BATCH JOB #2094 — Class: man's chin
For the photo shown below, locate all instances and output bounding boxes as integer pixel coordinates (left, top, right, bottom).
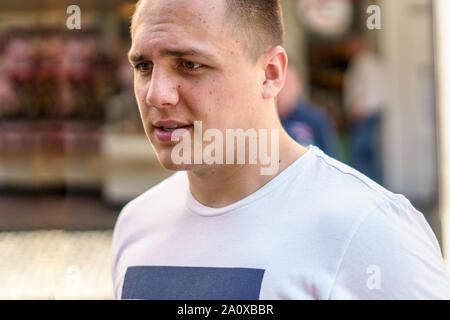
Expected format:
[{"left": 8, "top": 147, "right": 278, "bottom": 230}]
[
  {"left": 153, "top": 145, "right": 204, "bottom": 172},
  {"left": 155, "top": 152, "right": 194, "bottom": 172},
  {"left": 158, "top": 159, "right": 192, "bottom": 172}
]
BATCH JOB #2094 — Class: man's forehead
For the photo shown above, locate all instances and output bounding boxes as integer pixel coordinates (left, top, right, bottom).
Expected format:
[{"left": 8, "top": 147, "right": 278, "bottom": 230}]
[
  {"left": 130, "top": 0, "right": 238, "bottom": 62},
  {"left": 132, "top": 0, "right": 227, "bottom": 34}
]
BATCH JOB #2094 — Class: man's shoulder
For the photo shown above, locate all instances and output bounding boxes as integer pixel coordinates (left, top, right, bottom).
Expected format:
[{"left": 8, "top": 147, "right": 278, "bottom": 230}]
[
  {"left": 304, "top": 147, "right": 393, "bottom": 203},
  {"left": 113, "top": 171, "right": 188, "bottom": 232},
  {"left": 299, "top": 147, "right": 419, "bottom": 231},
  {"left": 318, "top": 161, "right": 449, "bottom": 298},
  {"left": 304, "top": 149, "right": 450, "bottom": 299},
  {"left": 111, "top": 171, "right": 188, "bottom": 265}
]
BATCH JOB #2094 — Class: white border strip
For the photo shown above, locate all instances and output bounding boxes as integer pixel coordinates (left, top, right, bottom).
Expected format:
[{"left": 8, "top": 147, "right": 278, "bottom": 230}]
[{"left": 433, "top": 0, "right": 450, "bottom": 268}]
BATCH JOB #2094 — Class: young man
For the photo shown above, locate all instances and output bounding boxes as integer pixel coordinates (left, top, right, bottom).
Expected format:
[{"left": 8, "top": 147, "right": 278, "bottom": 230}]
[{"left": 111, "top": 0, "right": 450, "bottom": 299}]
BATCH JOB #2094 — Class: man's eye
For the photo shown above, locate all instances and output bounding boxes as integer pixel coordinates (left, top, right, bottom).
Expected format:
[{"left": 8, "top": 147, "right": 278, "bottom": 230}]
[
  {"left": 180, "top": 61, "right": 203, "bottom": 71},
  {"left": 136, "top": 62, "right": 153, "bottom": 73}
]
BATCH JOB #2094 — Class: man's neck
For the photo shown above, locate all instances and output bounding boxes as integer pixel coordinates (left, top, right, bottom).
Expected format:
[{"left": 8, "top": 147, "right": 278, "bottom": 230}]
[{"left": 186, "top": 129, "right": 308, "bottom": 208}]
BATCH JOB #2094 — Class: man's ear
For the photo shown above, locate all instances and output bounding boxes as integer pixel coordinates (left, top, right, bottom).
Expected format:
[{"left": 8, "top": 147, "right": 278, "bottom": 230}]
[{"left": 261, "top": 46, "right": 288, "bottom": 100}]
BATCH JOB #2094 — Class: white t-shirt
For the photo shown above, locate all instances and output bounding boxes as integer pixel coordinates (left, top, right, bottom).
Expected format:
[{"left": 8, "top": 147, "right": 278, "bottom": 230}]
[{"left": 111, "top": 146, "right": 450, "bottom": 300}]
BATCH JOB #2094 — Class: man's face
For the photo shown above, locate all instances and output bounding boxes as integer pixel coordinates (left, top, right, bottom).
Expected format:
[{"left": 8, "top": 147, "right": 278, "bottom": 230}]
[{"left": 129, "top": 0, "right": 266, "bottom": 170}]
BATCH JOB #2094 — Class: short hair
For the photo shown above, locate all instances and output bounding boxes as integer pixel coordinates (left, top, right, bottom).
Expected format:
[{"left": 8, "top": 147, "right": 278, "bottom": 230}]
[
  {"left": 224, "top": 0, "right": 285, "bottom": 61},
  {"left": 130, "top": 0, "right": 285, "bottom": 62}
]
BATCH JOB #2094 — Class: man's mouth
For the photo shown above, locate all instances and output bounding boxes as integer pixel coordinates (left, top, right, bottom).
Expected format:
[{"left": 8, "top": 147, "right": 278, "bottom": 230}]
[
  {"left": 153, "top": 120, "right": 193, "bottom": 142},
  {"left": 157, "top": 125, "right": 192, "bottom": 132}
]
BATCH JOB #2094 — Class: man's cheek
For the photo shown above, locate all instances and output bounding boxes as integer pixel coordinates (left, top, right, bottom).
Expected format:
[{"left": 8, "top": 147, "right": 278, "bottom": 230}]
[
  {"left": 135, "top": 84, "right": 145, "bottom": 102},
  {"left": 135, "top": 86, "right": 148, "bottom": 114}
]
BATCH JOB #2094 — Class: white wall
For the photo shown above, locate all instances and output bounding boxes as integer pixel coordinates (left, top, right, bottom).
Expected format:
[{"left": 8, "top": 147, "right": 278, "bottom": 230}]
[
  {"left": 378, "top": 0, "right": 438, "bottom": 203},
  {"left": 433, "top": 0, "right": 450, "bottom": 263},
  {"left": 281, "top": 0, "right": 309, "bottom": 95}
]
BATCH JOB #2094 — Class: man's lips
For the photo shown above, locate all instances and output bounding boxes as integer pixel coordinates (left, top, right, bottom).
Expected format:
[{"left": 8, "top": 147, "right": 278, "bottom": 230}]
[
  {"left": 152, "top": 120, "right": 193, "bottom": 142},
  {"left": 153, "top": 120, "right": 192, "bottom": 131}
]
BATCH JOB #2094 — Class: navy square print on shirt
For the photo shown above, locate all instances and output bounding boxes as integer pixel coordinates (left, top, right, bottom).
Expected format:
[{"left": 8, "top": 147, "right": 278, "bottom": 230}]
[{"left": 121, "top": 266, "right": 265, "bottom": 300}]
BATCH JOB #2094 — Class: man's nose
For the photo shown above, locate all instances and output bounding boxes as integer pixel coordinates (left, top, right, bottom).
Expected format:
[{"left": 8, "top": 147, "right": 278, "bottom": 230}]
[{"left": 145, "top": 67, "right": 179, "bottom": 109}]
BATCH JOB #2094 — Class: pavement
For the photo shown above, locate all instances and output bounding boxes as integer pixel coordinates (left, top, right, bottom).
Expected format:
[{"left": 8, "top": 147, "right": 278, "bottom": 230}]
[
  {"left": 0, "top": 229, "right": 114, "bottom": 299},
  {"left": 0, "top": 193, "right": 118, "bottom": 299}
]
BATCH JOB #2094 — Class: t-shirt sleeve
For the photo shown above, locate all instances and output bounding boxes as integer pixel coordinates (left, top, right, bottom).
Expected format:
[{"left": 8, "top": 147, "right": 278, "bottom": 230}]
[{"left": 328, "top": 197, "right": 450, "bottom": 299}]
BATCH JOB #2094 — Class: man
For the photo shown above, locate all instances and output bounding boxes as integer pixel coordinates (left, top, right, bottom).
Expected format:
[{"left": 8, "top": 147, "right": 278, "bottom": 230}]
[
  {"left": 277, "top": 65, "right": 337, "bottom": 158},
  {"left": 112, "top": 0, "right": 450, "bottom": 299}
]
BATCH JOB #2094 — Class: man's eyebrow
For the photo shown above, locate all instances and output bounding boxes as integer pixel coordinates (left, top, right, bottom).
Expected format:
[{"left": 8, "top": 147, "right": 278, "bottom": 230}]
[
  {"left": 128, "top": 52, "right": 146, "bottom": 63},
  {"left": 161, "top": 49, "right": 213, "bottom": 59},
  {"left": 128, "top": 48, "right": 215, "bottom": 63}
]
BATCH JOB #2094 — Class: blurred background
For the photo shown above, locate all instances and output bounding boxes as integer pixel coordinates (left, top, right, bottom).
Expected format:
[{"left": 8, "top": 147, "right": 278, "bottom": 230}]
[{"left": 0, "top": 0, "right": 449, "bottom": 299}]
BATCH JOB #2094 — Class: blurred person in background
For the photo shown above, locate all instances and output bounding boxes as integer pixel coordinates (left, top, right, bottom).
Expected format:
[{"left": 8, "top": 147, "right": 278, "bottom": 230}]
[
  {"left": 1, "top": 37, "right": 37, "bottom": 118},
  {"left": 277, "top": 64, "right": 338, "bottom": 158},
  {"left": 0, "top": 41, "right": 18, "bottom": 117},
  {"left": 36, "top": 34, "right": 64, "bottom": 118},
  {"left": 344, "top": 36, "right": 386, "bottom": 184}
]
